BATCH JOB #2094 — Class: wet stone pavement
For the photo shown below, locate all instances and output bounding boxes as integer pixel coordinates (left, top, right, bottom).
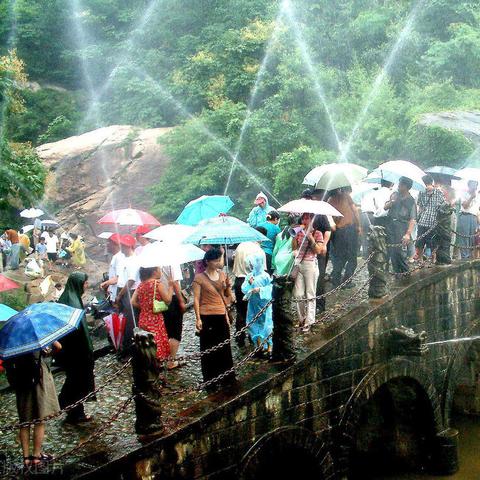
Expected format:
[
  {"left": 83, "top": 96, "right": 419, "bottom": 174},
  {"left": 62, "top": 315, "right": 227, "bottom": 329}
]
[{"left": 0, "top": 261, "right": 374, "bottom": 477}]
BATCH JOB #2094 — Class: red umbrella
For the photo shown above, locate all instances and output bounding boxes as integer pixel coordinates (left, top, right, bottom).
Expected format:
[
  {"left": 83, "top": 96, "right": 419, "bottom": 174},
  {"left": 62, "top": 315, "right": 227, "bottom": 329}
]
[
  {"left": 0, "top": 275, "right": 19, "bottom": 293},
  {"left": 97, "top": 208, "right": 160, "bottom": 227}
]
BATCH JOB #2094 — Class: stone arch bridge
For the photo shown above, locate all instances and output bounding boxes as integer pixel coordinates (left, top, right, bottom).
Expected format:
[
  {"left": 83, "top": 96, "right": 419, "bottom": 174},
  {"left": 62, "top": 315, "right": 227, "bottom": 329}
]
[{"left": 79, "top": 260, "right": 480, "bottom": 479}]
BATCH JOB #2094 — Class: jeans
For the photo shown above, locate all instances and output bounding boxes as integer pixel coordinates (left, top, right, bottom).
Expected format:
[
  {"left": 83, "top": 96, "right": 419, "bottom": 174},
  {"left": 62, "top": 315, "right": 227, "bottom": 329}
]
[
  {"left": 388, "top": 221, "right": 409, "bottom": 273},
  {"left": 294, "top": 260, "right": 319, "bottom": 327}
]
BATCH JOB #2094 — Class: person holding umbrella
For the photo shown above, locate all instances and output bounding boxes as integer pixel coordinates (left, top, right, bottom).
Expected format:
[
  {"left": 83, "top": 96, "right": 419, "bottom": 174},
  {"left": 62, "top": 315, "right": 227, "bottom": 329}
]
[
  {"left": 292, "top": 213, "right": 325, "bottom": 331},
  {"left": 456, "top": 180, "right": 480, "bottom": 259},
  {"left": 0, "top": 302, "right": 86, "bottom": 468},
  {"left": 56, "top": 272, "right": 95, "bottom": 424},
  {"left": 384, "top": 177, "right": 417, "bottom": 273}
]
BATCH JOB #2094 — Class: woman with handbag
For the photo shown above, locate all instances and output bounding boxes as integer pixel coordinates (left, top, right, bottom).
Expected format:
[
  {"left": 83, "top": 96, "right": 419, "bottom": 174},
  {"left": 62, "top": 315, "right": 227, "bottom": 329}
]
[
  {"left": 292, "top": 213, "right": 325, "bottom": 332},
  {"left": 193, "top": 248, "right": 235, "bottom": 391},
  {"left": 131, "top": 266, "right": 173, "bottom": 361}
]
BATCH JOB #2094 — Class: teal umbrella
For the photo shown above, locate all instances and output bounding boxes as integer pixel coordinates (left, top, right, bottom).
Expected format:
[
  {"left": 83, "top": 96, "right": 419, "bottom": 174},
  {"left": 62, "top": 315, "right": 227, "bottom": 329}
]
[
  {"left": 0, "top": 304, "right": 16, "bottom": 322},
  {"left": 183, "top": 215, "right": 268, "bottom": 245},
  {"left": 176, "top": 195, "right": 234, "bottom": 226}
]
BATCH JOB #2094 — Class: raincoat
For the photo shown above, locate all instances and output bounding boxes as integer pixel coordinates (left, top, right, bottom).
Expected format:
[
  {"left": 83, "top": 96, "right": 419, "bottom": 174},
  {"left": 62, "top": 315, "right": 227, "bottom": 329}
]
[
  {"left": 67, "top": 237, "right": 86, "bottom": 266},
  {"left": 272, "top": 229, "right": 294, "bottom": 276},
  {"left": 241, "top": 254, "right": 273, "bottom": 348},
  {"left": 247, "top": 193, "right": 274, "bottom": 227},
  {"left": 56, "top": 271, "right": 95, "bottom": 419}
]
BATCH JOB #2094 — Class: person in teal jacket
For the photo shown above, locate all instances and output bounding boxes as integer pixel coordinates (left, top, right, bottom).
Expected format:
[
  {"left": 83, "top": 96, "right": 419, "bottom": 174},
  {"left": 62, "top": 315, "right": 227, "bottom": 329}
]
[
  {"left": 258, "top": 210, "right": 281, "bottom": 273},
  {"left": 247, "top": 192, "right": 274, "bottom": 227},
  {"left": 241, "top": 254, "right": 273, "bottom": 356}
]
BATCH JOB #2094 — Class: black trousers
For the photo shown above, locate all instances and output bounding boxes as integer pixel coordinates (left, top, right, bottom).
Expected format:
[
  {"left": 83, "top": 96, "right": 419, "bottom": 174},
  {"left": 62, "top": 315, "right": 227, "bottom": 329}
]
[
  {"left": 388, "top": 221, "right": 409, "bottom": 273},
  {"left": 233, "top": 277, "right": 247, "bottom": 346},
  {"left": 331, "top": 224, "right": 358, "bottom": 287},
  {"left": 120, "top": 290, "right": 139, "bottom": 355},
  {"left": 316, "top": 254, "right": 327, "bottom": 312}
]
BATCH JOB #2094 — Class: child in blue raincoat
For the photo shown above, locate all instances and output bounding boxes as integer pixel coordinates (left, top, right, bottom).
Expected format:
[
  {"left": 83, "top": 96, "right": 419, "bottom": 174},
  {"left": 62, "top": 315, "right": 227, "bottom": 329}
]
[{"left": 241, "top": 254, "right": 273, "bottom": 355}]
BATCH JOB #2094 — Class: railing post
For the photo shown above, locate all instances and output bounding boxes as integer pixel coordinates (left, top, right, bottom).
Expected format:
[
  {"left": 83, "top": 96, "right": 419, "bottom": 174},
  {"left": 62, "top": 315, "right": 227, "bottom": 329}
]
[
  {"left": 271, "top": 275, "right": 296, "bottom": 363},
  {"left": 367, "top": 225, "right": 388, "bottom": 299},
  {"left": 131, "top": 328, "right": 164, "bottom": 438}
]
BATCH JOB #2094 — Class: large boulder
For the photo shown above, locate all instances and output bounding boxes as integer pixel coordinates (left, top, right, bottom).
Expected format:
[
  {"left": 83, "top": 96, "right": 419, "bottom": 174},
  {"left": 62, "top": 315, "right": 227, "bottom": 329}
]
[{"left": 36, "top": 125, "right": 172, "bottom": 258}]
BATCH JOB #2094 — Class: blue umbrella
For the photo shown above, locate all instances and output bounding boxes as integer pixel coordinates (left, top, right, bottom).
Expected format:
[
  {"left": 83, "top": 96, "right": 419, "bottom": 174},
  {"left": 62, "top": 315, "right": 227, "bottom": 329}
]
[
  {"left": 183, "top": 215, "right": 268, "bottom": 245},
  {"left": 176, "top": 195, "right": 234, "bottom": 226},
  {"left": 0, "top": 304, "right": 17, "bottom": 323},
  {"left": 0, "top": 303, "right": 85, "bottom": 359}
]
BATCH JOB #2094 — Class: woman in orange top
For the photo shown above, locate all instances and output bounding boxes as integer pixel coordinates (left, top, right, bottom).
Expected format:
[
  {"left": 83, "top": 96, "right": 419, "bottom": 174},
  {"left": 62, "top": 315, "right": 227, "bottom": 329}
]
[{"left": 193, "top": 248, "right": 235, "bottom": 391}]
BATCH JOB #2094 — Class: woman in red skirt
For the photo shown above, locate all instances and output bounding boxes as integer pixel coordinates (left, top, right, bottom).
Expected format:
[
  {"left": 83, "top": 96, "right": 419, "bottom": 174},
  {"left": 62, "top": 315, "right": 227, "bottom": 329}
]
[{"left": 132, "top": 266, "right": 174, "bottom": 360}]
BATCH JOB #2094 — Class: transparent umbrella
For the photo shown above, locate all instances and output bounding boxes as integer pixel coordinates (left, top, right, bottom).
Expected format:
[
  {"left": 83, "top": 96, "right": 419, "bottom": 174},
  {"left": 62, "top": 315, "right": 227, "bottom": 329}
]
[{"left": 303, "top": 163, "right": 367, "bottom": 190}]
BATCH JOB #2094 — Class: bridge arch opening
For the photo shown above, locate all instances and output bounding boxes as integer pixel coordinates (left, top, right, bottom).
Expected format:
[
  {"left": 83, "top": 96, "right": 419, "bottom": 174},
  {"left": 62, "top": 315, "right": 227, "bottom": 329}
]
[
  {"left": 238, "top": 426, "right": 334, "bottom": 480},
  {"left": 347, "top": 376, "right": 437, "bottom": 478}
]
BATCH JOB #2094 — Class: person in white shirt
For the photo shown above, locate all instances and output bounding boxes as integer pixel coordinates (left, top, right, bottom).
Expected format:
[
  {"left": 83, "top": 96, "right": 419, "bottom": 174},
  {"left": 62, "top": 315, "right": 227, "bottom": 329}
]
[
  {"left": 133, "top": 225, "right": 151, "bottom": 256},
  {"left": 372, "top": 180, "right": 394, "bottom": 229},
  {"left": 115, "top": 234, "right": 140, "bottom": 356},
  {"left": 44, "top": 230, "right": 59, "bottom": 267},
  {"left": 100, "top": 234, "right": 124, "bottom": 301},
  {"left": 232, "top": 241, "right": 266, "bottom": 347},
  {"left": 457, "top": 180, "right": 480, "bottom": 259}
]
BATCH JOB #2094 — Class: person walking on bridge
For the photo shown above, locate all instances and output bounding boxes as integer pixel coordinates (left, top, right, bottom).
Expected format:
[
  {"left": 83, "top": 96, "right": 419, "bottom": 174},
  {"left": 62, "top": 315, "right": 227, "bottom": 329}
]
[
  {"left": 193, "top": 248, "right": 235, "bottom": 391},
  {"left": 384, "top": 177, "right": 417, "bottom": 274}
]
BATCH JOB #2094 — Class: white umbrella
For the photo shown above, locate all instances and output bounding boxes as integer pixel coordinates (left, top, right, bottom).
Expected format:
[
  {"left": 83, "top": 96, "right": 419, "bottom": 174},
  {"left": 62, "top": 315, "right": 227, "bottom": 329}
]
[
  {"left": 351, "top": 183, "right": 379, "bottom": 204},
  {"left": 455, "top": 167, "right": 480, "bottom": 184},
  {"left": 137, "top": 241, "right": 204, "bottom": 268},
  {"left": 303, "top": 163, "right": 367, "bottom": 190},
  {"left": 20, "top": 208, "right": 44, "bottom": 219},
  {"left": 144, "top": 224, "right": 196, "bottom": 243},
  {"left": 98, "top": 232, "right": 114, "bottom": 239},
  {"left": 41, "top": 220, "right": 60, "bottom": 229},
  {"left": 21, "top": 225, "right": 34, "bottom": 234},
  {"left": 365, "top": 160, "right": 426, "bottom": 191},
  {"left": 278, "top": 199, "right": 343, "bottom": 217}
]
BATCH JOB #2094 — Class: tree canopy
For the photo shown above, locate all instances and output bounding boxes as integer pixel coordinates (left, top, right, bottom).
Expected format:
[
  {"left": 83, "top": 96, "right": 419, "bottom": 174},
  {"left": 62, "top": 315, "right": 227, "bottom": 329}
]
[{"left": 1, "top": 0, "right": 479, "bottom": 220}]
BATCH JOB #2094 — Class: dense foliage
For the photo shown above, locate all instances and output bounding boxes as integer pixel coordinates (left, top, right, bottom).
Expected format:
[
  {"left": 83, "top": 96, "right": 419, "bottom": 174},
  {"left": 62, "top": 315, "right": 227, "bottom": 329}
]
[
  {"left": 0, "top": 50, "right": 46, "bottom": 226},
  {"left": 1, "top": 0, "right": 480, "bottom": 220}
]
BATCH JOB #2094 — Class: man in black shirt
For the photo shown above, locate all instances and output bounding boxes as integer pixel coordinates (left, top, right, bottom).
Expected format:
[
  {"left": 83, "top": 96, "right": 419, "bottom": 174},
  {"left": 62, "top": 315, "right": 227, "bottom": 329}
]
[{"left": 384, "top": 177, "right": 417, "bottom": 274}]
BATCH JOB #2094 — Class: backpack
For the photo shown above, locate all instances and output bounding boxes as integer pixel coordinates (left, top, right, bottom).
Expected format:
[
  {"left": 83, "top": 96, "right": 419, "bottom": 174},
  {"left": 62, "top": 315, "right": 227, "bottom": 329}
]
[{"left": 4, "top": 353, "right": 42, "bottom": 391}]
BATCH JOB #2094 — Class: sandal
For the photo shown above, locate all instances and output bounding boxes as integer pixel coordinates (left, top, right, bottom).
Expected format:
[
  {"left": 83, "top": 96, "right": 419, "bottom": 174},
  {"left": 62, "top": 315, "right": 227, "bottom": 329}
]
[
  {"left": 39, "top": 452, "right": 54, "bottom": 462},
  {"left": 23, "top": 456, "right": 31, "bottom": 468}
]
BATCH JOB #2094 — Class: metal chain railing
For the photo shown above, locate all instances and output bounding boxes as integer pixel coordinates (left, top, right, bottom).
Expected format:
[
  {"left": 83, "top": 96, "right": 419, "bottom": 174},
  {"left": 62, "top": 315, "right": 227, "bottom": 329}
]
[{"left": 0, "top": 358, "right": 132, "bottom": 433}]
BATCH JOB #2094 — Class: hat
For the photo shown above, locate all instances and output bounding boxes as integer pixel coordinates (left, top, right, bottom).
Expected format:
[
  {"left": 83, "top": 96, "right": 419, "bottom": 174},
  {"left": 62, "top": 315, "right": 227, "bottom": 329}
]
[
  {"left": 133, "top": 225, "right": 151, "bottom": 235},
  {"left": 109, "top": 233, "right": 121, "bottom": 244},
  {"left": 254, "top": 192, "right": 268, "bottom": 205},
  {"left": 119, "top": 234, "right": 136, "bottom": 248}
]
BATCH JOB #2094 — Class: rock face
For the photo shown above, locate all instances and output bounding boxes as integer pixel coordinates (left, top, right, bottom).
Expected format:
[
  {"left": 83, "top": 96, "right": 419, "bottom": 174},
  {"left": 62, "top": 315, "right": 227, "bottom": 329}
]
[
  {"left": 420, "top": 111, "right": 480, "bottom": 146},
  {"left": 36, "top": 125, "right": 172, "bottom": 257}
]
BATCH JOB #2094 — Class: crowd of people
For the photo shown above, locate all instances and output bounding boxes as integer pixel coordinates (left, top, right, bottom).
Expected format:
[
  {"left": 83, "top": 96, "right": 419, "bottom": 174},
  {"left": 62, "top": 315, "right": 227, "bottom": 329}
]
[
  {"left": 3, "top": 168, "right": 480, "bottom": 469},
  {"left": 0, "top": 225, "right": 86, "bottom": 274}
]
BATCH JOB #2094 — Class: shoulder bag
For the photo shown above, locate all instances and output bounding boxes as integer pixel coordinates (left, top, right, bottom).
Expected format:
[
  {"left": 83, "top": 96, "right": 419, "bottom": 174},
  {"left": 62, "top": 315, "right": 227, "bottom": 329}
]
[{"left": 153, "top": 280, "right": 169, "bottom": 313}]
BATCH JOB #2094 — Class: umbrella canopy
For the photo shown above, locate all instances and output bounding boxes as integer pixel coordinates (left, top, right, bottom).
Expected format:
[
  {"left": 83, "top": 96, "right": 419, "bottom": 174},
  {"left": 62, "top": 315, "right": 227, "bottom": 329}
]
[
  {"left": 425, "top": 166, "right": 460, "bottom": 179},
  {"left": 0, "top": 303, "right": 85, "bottom": 359},
  {"left": 137, "top": 241, "right": 204, "bottom": 268},
  {"left": 278, "top": 199, "right": 342, "bottom": 217},
  {"left": 176, "top": 195, "right": 234, "bottom": 226},
  {"left": 20, "top": 208, "right": 44, "bottom": 219},
  {"left": 21, "top": 225, "right": 34, "bottom": 234},
  {"left": 144, "top": 224, "right": 196, "bottom": 243},
  {"left": 97, "top": 231, "right": 114, "bottom": 239},
  {"left": 0, "top": 304, "right": 16, "bottom": 323},
  {"left": 365, "top": 160, "right": 426, "bottom": 191},
  {"left": 41, "top": 219, "right": 60, "bottom": 229},
  {"left": 183, "top": 215, "right": 268, "bottom": 245},
  {"left": 456, "top": 167, "right": 480, "bottom": 184},
  {"left": 351, "top": 183, "right": 379, "bottom": 204},
  {"left": 97, "top": 208, "right": 160, "bottom": 227},
  {"left": 303, "top": 163, "right": 367, "bottom": 190},
  {"left": 0, "top": 275, "right": 19, "bottom": 293}
]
